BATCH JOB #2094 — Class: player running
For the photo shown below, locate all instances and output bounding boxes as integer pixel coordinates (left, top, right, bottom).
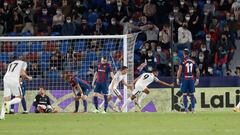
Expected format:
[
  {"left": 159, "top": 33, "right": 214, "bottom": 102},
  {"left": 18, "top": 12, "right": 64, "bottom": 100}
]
[
  {"left": 121, "top": 69, "right": 173, "bottom": 112},
  {"left": 92, "top": 57, "right": 114, "bottom": 113},
  {"left": 0, "top": 58, "right": 32, "bottom": 120},
  {"left": 99, "top": 66, "right": 131, "bottom": 111},
  {"left": 10, "top": 77, "right": 28, "bottom": 114},
  {"left": 66, "top": 75, "right": 91, "bottom": 113},
  {"left": 177, "top": 49, "right": 200, "bottom": 113}
]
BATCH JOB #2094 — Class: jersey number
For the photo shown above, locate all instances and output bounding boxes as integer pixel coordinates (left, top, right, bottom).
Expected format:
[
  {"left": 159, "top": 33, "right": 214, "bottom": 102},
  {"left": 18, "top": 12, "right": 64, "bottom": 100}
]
[
  {"left": 8, "top": 63, "right": 18, "bottom": 72},
  {"left": 185, "top": 63, "right": 193, "bottom": 73},
  {"left": 143, "top": 74, "right": 149, "bottom": 80}
]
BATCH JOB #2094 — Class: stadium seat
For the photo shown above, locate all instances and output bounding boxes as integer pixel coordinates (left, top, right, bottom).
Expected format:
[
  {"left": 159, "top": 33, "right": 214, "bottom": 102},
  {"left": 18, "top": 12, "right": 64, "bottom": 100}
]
[
  {"left": 40, "top": 52, "right": 51, "bottom": 62},
  {"left": 85, "top": 52, "right": 97, "bottom": 61},
  {"left": 25, "top": 52, "right": 39, "bottom": 62},
  {"left": 87, "top": 12, "right": 98, "bottom": 24},
  {"left": 74, "top": 41, "right": 86, "bottom": 51},
  {"left": 47, "top": 71, "right": 59, "bottom": 78},
  {"left": 59, "top": 41, "right": 69, "bottom": 54},
  {"left": 40, "top": 62, "right": 49, "bottom": 71},
  {"left": 31, "top": 42, "right": 43, "bottom": 52},
  {"left": 2, "top": 42, "right": 15, "bottom": 52},
  {"left": 45, "top": 42, "right": 57, "bottom": 52},
  {"left": 0, "top": 53, "right": 10, "bottom": 63},
  {"left": 104, "top": 41, "right": 116, "bottom": 49},
  {"left": 16, "top": 42, "right": 28, "bottom": 52},
  {"left": 22, "top": 32, "right": 32, "bottom": 36}
]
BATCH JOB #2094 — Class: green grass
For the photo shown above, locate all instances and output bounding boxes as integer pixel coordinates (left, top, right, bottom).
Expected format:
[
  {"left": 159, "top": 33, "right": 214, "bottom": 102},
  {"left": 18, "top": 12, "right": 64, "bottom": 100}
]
[{"left": 0, "top": 112, "right": 239, "bottom": 135}]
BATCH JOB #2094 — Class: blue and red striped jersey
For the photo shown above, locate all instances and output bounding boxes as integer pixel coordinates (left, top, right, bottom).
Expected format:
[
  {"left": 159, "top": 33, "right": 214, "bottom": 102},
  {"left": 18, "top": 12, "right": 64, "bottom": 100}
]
[
  {"left": 69, "top": 76, "right": 90, "bottom": 89},
  {"left": 96, "top": 63, "right": 113, "bottom": 83},
  {"left": 181, "top": 57, "right": 197, "bottom": 80}
]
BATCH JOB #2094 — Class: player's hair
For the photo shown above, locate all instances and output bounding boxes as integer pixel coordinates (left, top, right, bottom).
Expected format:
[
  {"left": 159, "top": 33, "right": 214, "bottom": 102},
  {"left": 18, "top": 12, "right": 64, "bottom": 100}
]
[
  {"left": 183, "top": 49, "right": 190, "bottom": 56},
  {"left": 39, "top": 86, "right": 46, "bottom": 90},
  {"left": 120, "top": 66, "right": 128, "bottom": 71},
  {"left": 101, "top": 56, "right": 107, "bottom": 60}
]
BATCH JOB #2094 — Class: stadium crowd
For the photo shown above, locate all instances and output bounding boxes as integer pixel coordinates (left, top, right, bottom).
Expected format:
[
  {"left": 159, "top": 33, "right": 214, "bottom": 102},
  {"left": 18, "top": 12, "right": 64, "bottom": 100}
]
[{"left": 0, "top": 0, "right": 240, "bottom": 78}]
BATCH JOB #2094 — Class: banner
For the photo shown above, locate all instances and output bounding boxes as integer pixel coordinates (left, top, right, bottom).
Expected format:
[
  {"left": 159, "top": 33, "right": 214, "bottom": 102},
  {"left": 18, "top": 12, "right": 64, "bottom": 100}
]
[{"left": 172, "top": 87, "right": 240, "bottom": 112}]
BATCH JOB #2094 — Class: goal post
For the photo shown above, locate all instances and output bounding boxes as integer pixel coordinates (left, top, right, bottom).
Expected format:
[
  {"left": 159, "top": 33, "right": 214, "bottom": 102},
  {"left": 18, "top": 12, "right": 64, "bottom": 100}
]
[{"left": 0, "top": 34, "right": 138, "bottom": 113}]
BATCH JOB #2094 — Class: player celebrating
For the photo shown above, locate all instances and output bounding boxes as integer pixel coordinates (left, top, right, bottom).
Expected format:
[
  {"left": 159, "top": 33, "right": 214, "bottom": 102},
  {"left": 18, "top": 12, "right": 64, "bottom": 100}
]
[
  {"left": 177, "top": 49, "right": 200, "bottom": 113},
  {"left": 121, "top": 69, "right": 173, "bottom": 112},
  {"left": 66, "top": 75, "right": 90, "bottom": 113},
  {"left": 100, "top": 66, "right": 131, "bottom": 111},
  {"left": 0, "top": 58, "right": 32, "bottom": 120},
  {"left": 92, "top": 57, "right": 114, "bottom": 113},
  {"left": 10, "top": 77, "right": 28, "bottom": 114}
]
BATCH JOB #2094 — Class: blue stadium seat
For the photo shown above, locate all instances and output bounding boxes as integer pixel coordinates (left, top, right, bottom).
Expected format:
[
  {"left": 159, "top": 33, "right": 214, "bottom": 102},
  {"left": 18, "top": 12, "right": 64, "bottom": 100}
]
[
  {"left": 59, "top": 41, "right": 69, "bottom": 53},
  {"left": 51, "top": 32, "right": 61, "bottom": 36},
  {"left": 47, "top": 71, "right": 59, "bottom": 78},
  {"left": 0, "top": 53, "right": 9, "bottom": 63},
  {"left": 87, "top": 12, "right": 98, "bottom": 24},
  {"left": 40, "top": 62, "right": 49, "bottom": 71},
  {"left": 31, "top": 42, "right": 43, "bottom": 52},
  {"left": 85, "top": 52, "right": 97, "bottom": 61},
  {"left": 16, "top": 42, "right": 28, "bottom": 52},
  {"left": 135, "top": 40, "right": 144, "bottom": 50},
  {"left": 40, "top": 52, "right": 51, "bottom": 62},
  {"left": 74, "top": 41, "right": 86, "bottom": 51},
  {"left": 104, "top": 41, "right": 116, "bottom": 49},
  {"left": 22, "top": 32, "right": 32, "bottom": 36}
]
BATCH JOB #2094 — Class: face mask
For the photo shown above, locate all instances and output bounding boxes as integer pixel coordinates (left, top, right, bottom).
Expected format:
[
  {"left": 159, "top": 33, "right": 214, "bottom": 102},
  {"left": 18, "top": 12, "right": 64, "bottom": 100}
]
[
  {"left": 199, "top": 56, "right": 204, "bottom": 61},
  {"left": 230, "top": 17, "right": 234, "bottom": 21},
  {"left": 129, "top": 20, "right": 133, "bottom": 24},
  {"left": 173, "top": 53, "right": 177, "bottom": 57},
  {"left": 206, "top": 1, "right": 210, "bottom": 4},
  {"left": 17, "top": 0, "right": 22, "bottom": 5},
  {"left": 204, "top": 12, "right": 208, "bottom": 16},
  {"left": 4, "top": 3, "right": 8, "bottom": 6},
  {"left": 56, "top": 10, "right": 61, "bottom": 15},
  {"left": 157, "top": 48, "right": 161, "bottom": 52},
  {"left": 185, "top": 17, "right": 190, "bottom": 21},
  {"left": 206, "top": 38, "right": 211, "bottom": 41},
  {"left": 42, "top": 10, "right": 47, "bottom": 15},
  {"left": 26, "top": 10, "right": 30, "bottom": 14},
  {"left": 193, "top": 3, "right": 198, "bottom": 7},
  {"left": 148, "top": 53, "right": 153, "bottom": 56},
  {"left": 111, "top": 21, "right": 116, "bottom": 25},
  {"left": 76, "top": 2, "right": 80, "bottom": 6},
  {"left": 202, "top": 48, "right": 207, "bottom": 51},
  {"left": 173, "top": 10, "right": 178, "bottom": 13},
  {"left": 47, "top": 2, "right": 51, "bottom": 7},
  {"left": 180, "top": 2, "right": 184, "bottom": 5},
  {"left": 142, "top": 49, "right": 146, "bottom": 52},
  {"left": 67, "top": 20, "right": 71, "bottom": 23}
]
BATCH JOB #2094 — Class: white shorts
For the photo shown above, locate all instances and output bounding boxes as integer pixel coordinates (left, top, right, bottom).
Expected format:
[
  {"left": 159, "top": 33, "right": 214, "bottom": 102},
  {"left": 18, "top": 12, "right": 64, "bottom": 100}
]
[
  {"left": 108, "top": 85, "right": 121, "bottom": 97},
  {"left": 132, "top": 84, "right": 146, "bottom": 96},
  {"left": 3, "top": 77, "right": 22, "bottom": 97}
]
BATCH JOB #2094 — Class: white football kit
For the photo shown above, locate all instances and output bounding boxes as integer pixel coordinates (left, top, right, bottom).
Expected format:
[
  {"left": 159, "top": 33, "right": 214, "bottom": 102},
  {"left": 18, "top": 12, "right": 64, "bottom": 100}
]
[
  {"left": 3, "top": 60, "right": 27, "bottom": 97},
  {"left": 108, "top": 71, "right": 126, "bottom": 96},
  {"left": 132, "top": 73, "right": 158, "bottom": 95}
]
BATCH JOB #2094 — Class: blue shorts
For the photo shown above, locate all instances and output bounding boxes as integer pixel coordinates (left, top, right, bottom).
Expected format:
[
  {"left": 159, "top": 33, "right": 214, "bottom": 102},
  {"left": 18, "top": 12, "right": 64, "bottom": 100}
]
[
  {"left": 76, "top": 87, "right": 91, "bottom": 96},
  {"left": 94, "top": 82, "right": 108, "bottom": 94},
  {"left": 180, "top": 79, "right": 195, "bottom": 93}
]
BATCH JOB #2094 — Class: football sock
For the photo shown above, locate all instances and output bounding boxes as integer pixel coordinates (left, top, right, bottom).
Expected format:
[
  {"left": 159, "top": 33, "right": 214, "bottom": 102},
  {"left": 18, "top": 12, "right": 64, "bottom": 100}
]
[
  {"left": 9, "top": 98, "right": 21, "bottom": 105},
  {"left": 75, "top": 100, "right": 79, "bottom": 112},
  {"left": 138, "top": 93, "right": 147, "bottom": 106},
  {"left": 83, "top": 100, "right": 87, "bottom": 112},
  {"left": 183, "top": 95, "right": 188, "bottom": 111},
  {"left": 93, "top": 96, "right": 98, "bottom": 110},
  {"left": 190, "top": 95, "right": 195, "bottom": 110},
  {"left": 104, "top": 95, "right": 108, "bottom": 112},
  {"left": 0, "top": 101, "right": 5, "bottom": 118},
  {"left": 121, "top": 98, "right": 132, "bottom": 111},
  {"left": 21, "top": 97, "right": 27, "bottom": 112}
]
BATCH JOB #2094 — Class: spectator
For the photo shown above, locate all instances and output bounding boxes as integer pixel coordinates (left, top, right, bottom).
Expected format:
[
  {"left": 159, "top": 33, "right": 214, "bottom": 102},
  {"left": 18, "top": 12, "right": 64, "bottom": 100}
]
[
  {"left": 188, "top": 7, "right": 201, "bottom": 37},
  {"left": 35, "top": 8, "right": 52, "bottom": 35},
  {"left": 214, "top": 46, "right": 228, "bottom": 76},
  {"left": 72, "top": 0, "right": 86, "bottom": 21},
  {"left": 45, "top": 0, "right": 56, "bottom": 16},
  {"left": 235, "top": 66, "right": 240, "bottom": 76},
  {"left": 143, "top": 0, "right": 157, "bottom": 23},
  {"left": 177, "top": 22, "right": 192, "bottom": 50},
  {"left": 62, "top": 0, "right": 71, "bottom": 17},
  {"left": 204, "top": 0, "right": 215, "bottom": 15},
  {"left": 107, "top": 17, "right": 122, "bottom": 35},
  {"left": 28, "top": 63, "right": 41, "bottom": 78},
  {"left": 172, "top": 6, "right": 184, "bottom": 31},
  {"left": 119, "top": 16, "right": 140, "bottom": 34},
  {"left": 145, "top": 49, "right": 157, "bottom": 72},
  {"left": 196, "top": 51, "right": 209, "bottom": 76},
  {"left": 231, "top": 0, "right": 240, "bottom": 21},
  {"left": 179, "top": 0, "right": 189, "bottom": 15},
  {"left": 92, "top": 18, "right": 105, "bottom": 35},
  {"left": 62, "top": 16, "right": 76, "bottom": 35},
  {"left": 77, "top": 18, "right": 91, "bottom": 35},
  {"left": 156, "top": 45, "right": 170, "bottom": 76},
  {"left": 159, "top": 24, "right": 171, "bottom": 49},
  {"left": 141, "top": 23, "right": 159, "bottom": 41},
  {"left": 50, "top": 48, "right": 63, "bottom": 70},
  {"left": 11, "top": 9, "right": 24, "bottom": 33},
  {"left": 52, "top": 8, "right": 65, "bottom": 33}
]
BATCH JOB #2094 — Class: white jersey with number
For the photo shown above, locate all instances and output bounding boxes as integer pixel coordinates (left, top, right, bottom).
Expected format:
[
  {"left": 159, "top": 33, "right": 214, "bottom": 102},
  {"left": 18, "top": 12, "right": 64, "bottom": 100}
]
[
  {"left": 4, "top": 60, "right": 27, "bottom": 80},
  {"left": 135, "top": 73, "right": 158, "bottom": 88},
  {"left": 109, "top": 71, "right": 126, "bottom": 90}
]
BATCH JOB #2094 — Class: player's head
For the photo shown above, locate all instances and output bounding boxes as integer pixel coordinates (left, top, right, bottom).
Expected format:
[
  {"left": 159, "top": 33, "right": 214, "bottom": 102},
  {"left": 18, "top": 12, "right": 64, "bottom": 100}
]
[
  {"left": 151, "top": 69, "right": 159, "bottom": 76},
  {"left": 183, "top": 49, "right": 190, "bottom": 58},
  {"left": 120, "top": 66, "right": 128, "bottom": 75},
  {"left": 39, "top": 86, "right": 46, "bottom": 95},
  {"left": 101, "top": 57, "right": 108, "bottom": 64},
  {"left": 66, "top": 75, "right": 73, "bottom": 82}
]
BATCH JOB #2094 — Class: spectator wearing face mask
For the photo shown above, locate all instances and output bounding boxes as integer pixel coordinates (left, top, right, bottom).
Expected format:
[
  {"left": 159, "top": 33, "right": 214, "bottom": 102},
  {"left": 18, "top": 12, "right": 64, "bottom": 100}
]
[
  {"left": 227, "top": 14, "right": 238, "bottom": 42},
  {"left": 119, "top": 16, "right": 140, "bottom": 34},
  {"left": 231, "top": 0, "right": 240, "bottom": 21},
  {"left": 156, "top": 46, "right": 170, "bottom": 76},
  {"left": 214, "top": 46, "right": 228, "bottom": 76},
  {"left": 219, "top": 0, "right": 234, "bottom": 11},
  {"left": 204, "top": 0, "right": 215, "bottom": 15},
  {"left": 145, "top": 49, "right": 157, "bottom": 72},
  {"left": 196, "top": 51, "right": 209, "bottom": 76},
  {"left": 45, "top": 0, "right": 56, "bottom": 16},
  {"left": 77, "top": 18, "right": 91, "bottom": 35},
  {"left": 62, "top": 16, "right": 76, "bottom": 35},
  {"left": 21, "top": 6, "right": 35, "bottom": 34},
  {"left": 62, "top": 0, "right": 71, "bottom": 17},
  {"left": 107, "top": 17, "right": 122, "bottom": 35},
  {"left": 188, "top": 7, "right": 201, "bottom": 37},
  {"left": 143, "top": 0, "right": 157, "bottom": 23},
  {"left": 179, "top": 0, "right": 189, "bottom": 15},
  {"left": 141, "top": 23, "right": 159, "bottom": 41},
  {"left": 36, "top": 8, "right": 52, "bottom": 35},
  {"left": 172, "top": 6, "right": 184, "bottom": 31},
  {"left": 177, "top": 22, "right": 192, "bottom": 50},
  {"left": 159, "top": 24, "right": 171, "bottom": 49},
  {"left": 52, "top": 8, "right": 65, "bottom": 33},
  {"left": 72, "top": 0, "right": 86, "bottom": 21}
]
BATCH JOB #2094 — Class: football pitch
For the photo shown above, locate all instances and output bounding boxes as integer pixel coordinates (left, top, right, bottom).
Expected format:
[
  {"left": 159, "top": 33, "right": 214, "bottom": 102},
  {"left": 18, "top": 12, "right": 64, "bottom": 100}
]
[{"left": 0, "top": 112, "right": 239, "bottom": 135}]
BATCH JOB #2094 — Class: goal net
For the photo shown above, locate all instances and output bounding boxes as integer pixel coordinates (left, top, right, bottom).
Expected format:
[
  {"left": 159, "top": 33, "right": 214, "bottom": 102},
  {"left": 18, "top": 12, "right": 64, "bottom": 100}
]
[{"left": 0, "top": 34, "right": 137, "bottom": 113}]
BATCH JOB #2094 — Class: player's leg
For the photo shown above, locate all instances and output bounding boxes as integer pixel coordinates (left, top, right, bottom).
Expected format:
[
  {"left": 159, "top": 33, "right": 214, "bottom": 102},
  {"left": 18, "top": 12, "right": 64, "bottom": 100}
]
[
  {"left": 93, "top": 83, "right": 101, "bottom": 112},
  {"left": 121, "top": 88, "right": 140, "bottom": 112},
  {"left": 137, "top": 88, "right": 150, "bottom": 108},
  {"left": 10, "top": 95, "right": 15, "bottom": 114},
  {"left": 102, "top": 84, "right": 109, "bottom": 113},
  {"left": 74, "top": 95, "right": 80, "bottom": 113},
  {"left": 189, "top": 80, "right": 196, "bottom": 112},
  {"left": 181, "top": 80, "right": 188, "bottom": 112},
  {"left": 21, "top": 96, "right": 28, "bottom": 113},
  {"left": 81, "top": 91, "right": 88, "bottom": 112},
  {"left": 1, "top": 79, "right": 12, "bottom": 119}
]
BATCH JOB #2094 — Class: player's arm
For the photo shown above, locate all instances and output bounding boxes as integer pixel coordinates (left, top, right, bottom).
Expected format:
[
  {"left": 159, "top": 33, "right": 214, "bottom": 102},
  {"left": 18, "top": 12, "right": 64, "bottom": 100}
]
[
  {"left": 75, "top": 84, "right": 83, "bottom": 96},
  {"left": 195, "top": 65, "right": 200, "bottom": 86},
  {"left": 155, "top": 78, "right": 174, "bottom": 87},
  {"left": 176, "top": 65, "right": 183, "bottom": 85},
  {"left": 20, "top": 69, "right": 32, "bottom": 80},
  {"left": 110, "top": 71, "right": 114, "bottom": 79},
  {"left": 121, "top": 79, "right": 132, "bottom": 89}
]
